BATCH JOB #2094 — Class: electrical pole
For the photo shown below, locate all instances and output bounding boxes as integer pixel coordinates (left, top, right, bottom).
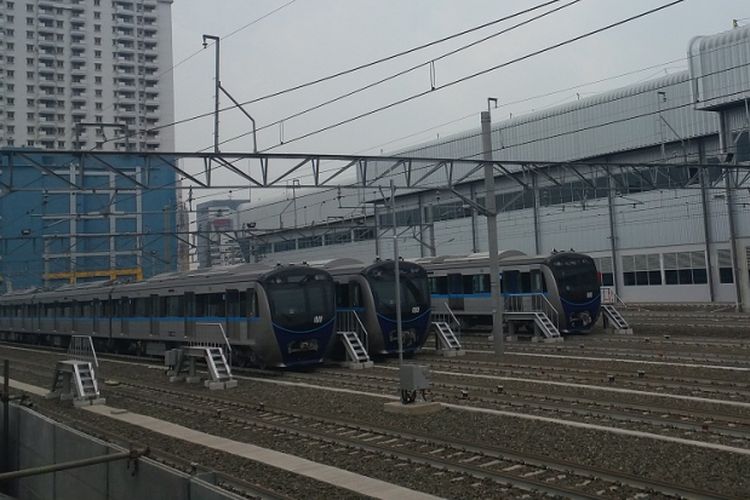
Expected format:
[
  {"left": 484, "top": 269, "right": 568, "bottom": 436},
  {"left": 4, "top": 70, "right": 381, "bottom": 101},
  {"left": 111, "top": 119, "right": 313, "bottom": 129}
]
[
  {"left": 482, "top": 98, "right": 503, "bottom": 356},
  {"left": 391, "top": 180, "right": 404, "bottom": 366},
  {"left": 202, "top": 34, "right": 221, "bottom": 153}
]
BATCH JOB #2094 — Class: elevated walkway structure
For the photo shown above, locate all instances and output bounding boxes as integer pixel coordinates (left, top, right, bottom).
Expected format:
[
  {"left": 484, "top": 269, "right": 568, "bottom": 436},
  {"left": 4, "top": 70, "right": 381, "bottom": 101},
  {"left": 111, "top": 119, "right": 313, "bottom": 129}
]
[
  {"left": 46, "top": 360, "right": 104, "bottom": 407},
  {"left": 166, "top": 346, "right": 237, "bottom": 390},
  {"left": 600, "top": 287, "right": 633, "bottom": 334},
  {"left": 601, "top": 304, "right": 633, "bottom": 334},
  {"left": 336, "top": 310, "right": 373, "bottom": 368},
  {"left": 504, "top": 294, "right": 562, "bottom": 342},
  {"left": 432, "top": 321, "right": 465, "bottom": 356},
  {"left": 46, "top": 335, "right": 105, "bottom": 406}
]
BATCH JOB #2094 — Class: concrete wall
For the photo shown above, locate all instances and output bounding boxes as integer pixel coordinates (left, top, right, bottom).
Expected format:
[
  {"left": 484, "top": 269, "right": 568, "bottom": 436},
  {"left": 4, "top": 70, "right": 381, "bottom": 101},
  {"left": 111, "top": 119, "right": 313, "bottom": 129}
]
[{"left": 1, "top": 404, "right": 241, "bottom": 500}]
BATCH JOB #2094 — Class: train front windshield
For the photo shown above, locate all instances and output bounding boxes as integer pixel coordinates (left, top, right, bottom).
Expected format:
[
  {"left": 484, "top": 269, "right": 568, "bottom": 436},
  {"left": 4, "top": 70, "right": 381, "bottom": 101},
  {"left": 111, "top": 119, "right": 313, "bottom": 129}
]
[
  {"left": 365, "top": 262, "right": 430, "bottom": 317},
  {"left": 264, "top": 269, "right": 335, "bottom": 330},
  {"left": 548, "top": 254, "right": 599, "bottom": 302}
]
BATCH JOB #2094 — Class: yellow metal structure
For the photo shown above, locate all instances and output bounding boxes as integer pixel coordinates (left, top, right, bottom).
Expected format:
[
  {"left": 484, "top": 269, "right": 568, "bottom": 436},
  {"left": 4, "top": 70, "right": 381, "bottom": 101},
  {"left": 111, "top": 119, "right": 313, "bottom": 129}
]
[{"left": 43, "top": 268, "right": 143, "bottom": 285}]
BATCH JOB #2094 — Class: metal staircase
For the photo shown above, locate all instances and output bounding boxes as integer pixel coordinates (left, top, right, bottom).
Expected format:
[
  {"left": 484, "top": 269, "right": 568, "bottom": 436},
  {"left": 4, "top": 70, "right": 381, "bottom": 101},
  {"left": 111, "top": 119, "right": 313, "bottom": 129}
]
[
  {"left": 338, "top": 330, "right": 373, "bottom": 368},
  {"left": 601, "top": 304, "right": 633, "bottom": 334},
  {"left": 205, "top": 347, "right": 233, "bottom": 382},
  {"left": 433, "top": 321, "right": 465, "bottom": 356},
  {"left": 531, "top": 312, "right": 562, "bottom": 340},
  {"left": 336, "top": 310, "right": 373, "bottom": 368},
  {"left": 47, "top": 360, "right": 104, "bottom": 406}
]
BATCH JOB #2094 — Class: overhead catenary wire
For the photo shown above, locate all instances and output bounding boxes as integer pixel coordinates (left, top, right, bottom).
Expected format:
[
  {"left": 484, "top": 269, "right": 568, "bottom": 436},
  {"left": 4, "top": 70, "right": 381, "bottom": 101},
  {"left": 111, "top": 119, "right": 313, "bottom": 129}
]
[
  {"left": 256, "top": 0, "right": 687, "bottom": 152},
  {"left": 93, "top": 0, "right": 572, "bottom": 150},
  {"left": 205, "top": 0, "right": 584, "bottom": 151}
]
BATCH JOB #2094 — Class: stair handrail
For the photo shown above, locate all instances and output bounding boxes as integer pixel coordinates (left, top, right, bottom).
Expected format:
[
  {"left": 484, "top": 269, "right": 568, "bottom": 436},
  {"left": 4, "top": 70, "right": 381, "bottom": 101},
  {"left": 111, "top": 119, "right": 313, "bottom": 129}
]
[
  {"left": 351, "top": 310, "right": 369, "bottom": 355},
  {"left": 537, "top": 293, "right": 559, "bottom": 331},
  {"left": 444, "top": 303, "right": 461, "bottom": 337},
  {"left": 337, "top": 309, "right": 369, "bottom": 352},
  {"left": 72, "top": 363, "right": 86, "bottom": 398},
  {"left": 194, "top": 322, "right": 232, "bottom": 360}
]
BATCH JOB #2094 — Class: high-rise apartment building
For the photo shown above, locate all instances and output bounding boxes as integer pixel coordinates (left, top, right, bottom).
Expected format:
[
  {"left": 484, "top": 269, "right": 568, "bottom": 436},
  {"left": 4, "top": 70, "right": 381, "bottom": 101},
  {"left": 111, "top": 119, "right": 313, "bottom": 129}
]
[{"left": 0, "top": 0, "right": 175, "bottom": 151}]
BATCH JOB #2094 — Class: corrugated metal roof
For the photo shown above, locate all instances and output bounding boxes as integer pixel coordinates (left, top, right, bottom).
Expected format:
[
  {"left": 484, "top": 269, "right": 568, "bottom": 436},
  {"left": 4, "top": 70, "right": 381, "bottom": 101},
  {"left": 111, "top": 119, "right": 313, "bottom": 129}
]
[
  {"left": 397, "top": 71, "right": 718, "bottom": 164},
  {"left": 689, "top": 24, "right": 750, "bottom": 110}
]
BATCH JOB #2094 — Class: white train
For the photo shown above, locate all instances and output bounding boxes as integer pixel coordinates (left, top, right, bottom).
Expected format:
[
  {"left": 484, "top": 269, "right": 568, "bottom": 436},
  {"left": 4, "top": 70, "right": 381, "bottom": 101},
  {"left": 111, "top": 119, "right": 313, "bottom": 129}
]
[
  {"left": 414, "top": 250, "right": 601, "bottom": 333},
  {"left": 0, "top": 263, "right": 337, "bottom": 368}
]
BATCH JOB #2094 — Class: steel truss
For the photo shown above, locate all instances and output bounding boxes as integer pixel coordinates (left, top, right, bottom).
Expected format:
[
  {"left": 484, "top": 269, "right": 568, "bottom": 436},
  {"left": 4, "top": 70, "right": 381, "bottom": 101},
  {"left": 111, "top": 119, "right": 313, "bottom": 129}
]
[{"left": 1, "top": 150, "right": 747, "bottom": 205}]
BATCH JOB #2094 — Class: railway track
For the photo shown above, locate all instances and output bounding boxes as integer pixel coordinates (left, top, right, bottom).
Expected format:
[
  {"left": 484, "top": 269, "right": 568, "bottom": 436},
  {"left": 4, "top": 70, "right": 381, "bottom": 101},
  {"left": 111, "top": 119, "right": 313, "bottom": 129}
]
[
  {"left": 6, "top": 344, "right": 750, "bottom": 446},
  {"left": 458, "top": 342, "right": 750, "bottom": 367},
  {"left": 4, "top": 344, "right": 748, "bottom": 498},
  {"left": 272, "top": 368, "right": 750, "bottom": 446},
  {"left": 109, "top": 381, "right": 727, "bottom": 500},
  {"left": 413, "top": 355, "right": 750, "bottom": 395}
]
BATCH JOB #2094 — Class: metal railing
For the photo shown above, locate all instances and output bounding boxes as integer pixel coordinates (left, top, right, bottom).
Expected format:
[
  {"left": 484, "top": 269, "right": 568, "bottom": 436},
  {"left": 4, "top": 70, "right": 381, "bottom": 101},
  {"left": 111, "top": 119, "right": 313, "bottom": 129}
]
[
  {"left": 67, "top": 335, "right": 99, "bottom": 368},
  {"left": 432, "top": 304, "right": 461, "bottom": 338},
  {"left": 504, "top": 293, "right": 559, "bottom": 331},
  {"left": 193, "top": 322, "right": 232, "bottom": 363},
  {"left": 336, "top": 310, "right": 368, "bottom": 349}
]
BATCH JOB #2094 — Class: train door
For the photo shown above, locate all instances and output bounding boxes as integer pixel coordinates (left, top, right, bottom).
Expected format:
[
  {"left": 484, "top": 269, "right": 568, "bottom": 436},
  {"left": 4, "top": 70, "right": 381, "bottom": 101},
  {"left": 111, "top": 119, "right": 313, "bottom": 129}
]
[
  {"left": 71, "top": 300, "right": 77, "bottom": 333},
  {"left": 92, "top": 299, "right": 99, "bottom": 334},
  {"left": 226, "top": 289, "right": 240, "bottom": 341},
  {"left": 447, "top": 273, "right": 465, "bottom": 310},
  {"left": 245, "top": 288, "right": 256, "bottom": 341},
  {"left": 184, "top": 292, "right": 195, "bottom": 339},
  {"left": 121, "top": 297, "right": 129, "bottom": 335},
  {"left": 150, "top": 295, "right": 159, "bottom": 336}
]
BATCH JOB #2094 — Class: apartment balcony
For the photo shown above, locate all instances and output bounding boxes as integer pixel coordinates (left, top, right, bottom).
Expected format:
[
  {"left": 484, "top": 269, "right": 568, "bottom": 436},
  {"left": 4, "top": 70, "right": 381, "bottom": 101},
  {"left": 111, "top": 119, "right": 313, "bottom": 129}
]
[{"left": 116, "top": 95, "right": 137, "bottom": 105}]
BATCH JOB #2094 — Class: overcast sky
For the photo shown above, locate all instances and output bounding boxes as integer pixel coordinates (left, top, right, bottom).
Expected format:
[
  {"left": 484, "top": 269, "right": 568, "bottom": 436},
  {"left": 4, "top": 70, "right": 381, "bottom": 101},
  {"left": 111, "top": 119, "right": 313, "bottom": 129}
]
[{"left": 168, "top": 0, "right": 748, "bottom": 205}]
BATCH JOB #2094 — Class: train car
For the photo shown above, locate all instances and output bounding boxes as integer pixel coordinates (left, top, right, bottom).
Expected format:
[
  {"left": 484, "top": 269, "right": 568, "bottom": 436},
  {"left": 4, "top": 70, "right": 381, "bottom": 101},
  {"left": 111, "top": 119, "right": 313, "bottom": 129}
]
[
  {"left": 0, "top": 263, "right": 337, "bottom": 368},
  {"left": 311, "top": 258, "right": 432, "bottom": 356},
  {"left": 414, "top": 250, "right": 600, "bottom": 333}
]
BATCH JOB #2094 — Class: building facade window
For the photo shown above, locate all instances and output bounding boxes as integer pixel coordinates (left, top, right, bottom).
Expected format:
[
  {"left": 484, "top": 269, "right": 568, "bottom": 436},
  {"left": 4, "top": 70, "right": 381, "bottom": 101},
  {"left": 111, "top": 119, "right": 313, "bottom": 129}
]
[
  {"left": 594, "top": 256, "right": 614, "bottom": 286},
  {"left": 622, "top": 254, "right": 661, "bottom": 286},
  {"left": 273, "top": 240, "right": 296, "bottom": 253},
  {"left": 298, "top": 235, "right": 322, "bottom": 249},
  {"left": 717, "top": 249, "right": 734, "bottom": 284},
  {"left": 663, "top": 251, "right": 707, "bottom": 285}
]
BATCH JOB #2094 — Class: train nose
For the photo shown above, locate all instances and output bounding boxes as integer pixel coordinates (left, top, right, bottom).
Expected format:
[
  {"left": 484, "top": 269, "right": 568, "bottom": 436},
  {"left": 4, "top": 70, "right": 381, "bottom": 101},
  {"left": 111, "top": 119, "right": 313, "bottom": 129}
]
[{"left": 569, "top": 311, "right": 592, "bottom": 328}]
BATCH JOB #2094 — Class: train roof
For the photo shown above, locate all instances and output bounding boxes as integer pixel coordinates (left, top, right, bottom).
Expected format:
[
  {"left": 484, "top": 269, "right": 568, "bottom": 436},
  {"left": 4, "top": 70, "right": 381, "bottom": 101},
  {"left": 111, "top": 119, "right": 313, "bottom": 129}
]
[
  {"left": 0, "top": 263, "right": 328, "bottom": 303},
  {"left": 411, "top": 250, "right": 590, "bottom": 270}
]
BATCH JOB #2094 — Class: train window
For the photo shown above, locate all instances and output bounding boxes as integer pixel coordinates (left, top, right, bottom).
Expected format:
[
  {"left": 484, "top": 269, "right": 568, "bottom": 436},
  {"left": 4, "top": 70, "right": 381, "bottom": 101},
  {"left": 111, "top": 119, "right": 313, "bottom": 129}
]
[
  {"left": 503, "top": 270, "right": 520, "bottom": 293},
  {"left": 429, "top": 276, "right": 448, "bottom": 294},
  {"left": 240, "top": 289, "right": 257, "bottom": 317},
  {"left": 81, "top": 302, "right": 93, "bottom": 317},
  {"left": 196, "top": 293, "right": 225, "bottom": 318},
  {"left": 462, "top": 275, "right": 473, "bottom": 294},
  {"left": 472, "top": 274, "right": 490, "bottom": 294},
  {"left": 226, "top": 290, "right": 241, "bottom": 318},
  {"left": 447, "top": 274, "right": 463, "bottom": 294},
  {"left": 160, "top": 296, "right": 183, "bottom": 317},
  {"left": 524, "top": 272, "right": 533, "bottom": 292},
  {"left": 133, "top": 298, "right": 151, "bottom": 318}
]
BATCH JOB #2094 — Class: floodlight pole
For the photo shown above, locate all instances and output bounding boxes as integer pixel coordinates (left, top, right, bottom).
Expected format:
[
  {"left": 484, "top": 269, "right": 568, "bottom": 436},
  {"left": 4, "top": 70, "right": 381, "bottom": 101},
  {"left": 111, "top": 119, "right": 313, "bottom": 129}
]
[
  {"left": 390, "top": 180, "right": 404, "bottom": 366},
  {"left": 482, "top": 97, "right": 504, "bottom": 356}
]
